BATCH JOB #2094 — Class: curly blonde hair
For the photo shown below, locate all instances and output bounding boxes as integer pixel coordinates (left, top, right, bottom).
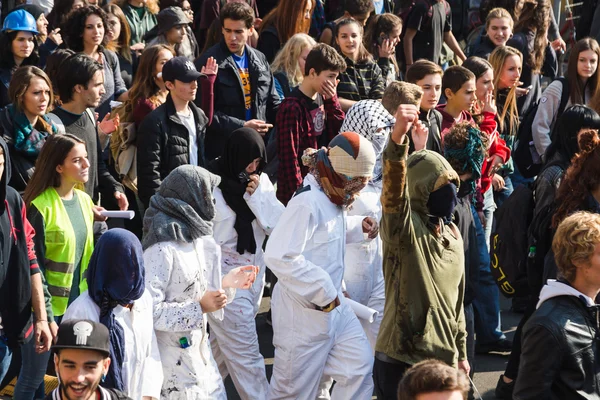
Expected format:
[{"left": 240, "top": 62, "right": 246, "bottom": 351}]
[
  {"left": 271, "top": 33, "right": 317, "bottom": 87},
  {"left": 552, "top": 211, "right": 600, "bottom": 282}
]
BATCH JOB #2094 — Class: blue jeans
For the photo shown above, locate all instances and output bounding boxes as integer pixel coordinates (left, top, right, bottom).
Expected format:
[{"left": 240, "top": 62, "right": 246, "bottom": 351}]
[
  {"left": 13, "top": 323, "right": 52, "bottom": 399},
  {"left": 471, "top": 202, "right": 505, "bottom": 344},
  {"left": 510, "top": 164, "right": 534, "bottom": 190},
  {"left": 0, "top": 336, "right": 12, "bottom": 384}
]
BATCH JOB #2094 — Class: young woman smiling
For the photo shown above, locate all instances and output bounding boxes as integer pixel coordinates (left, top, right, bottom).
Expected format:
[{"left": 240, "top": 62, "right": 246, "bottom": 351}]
[
  {"left": 534, "top": 38, "right": 600, "bottom": 160},
  {"left": 16, "top": 133, "right": 96, "bottom": 399},
  {"left": 472, "top": 7, "right": 514, "bottom": 59},
  {"left": 334, "top": 18, "right": 384, "bottom": 111}
]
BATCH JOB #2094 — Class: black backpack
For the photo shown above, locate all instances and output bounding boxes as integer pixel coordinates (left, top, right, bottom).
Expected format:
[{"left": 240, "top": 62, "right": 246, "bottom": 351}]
[
  {"left": 513, "top": 77, "right": 569, "bottom": 178},
  {"left": 490, "top": 183, "right": 534, "bottom": 298}
]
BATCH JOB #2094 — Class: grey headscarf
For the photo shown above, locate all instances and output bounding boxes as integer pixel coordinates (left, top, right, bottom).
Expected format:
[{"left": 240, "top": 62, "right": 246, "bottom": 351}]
[
  {"left": 340, "top": 100, "right": 395, "bottom": 187},
  {"left": 142, "top": 165, "right": 221, "bottom": 250}
]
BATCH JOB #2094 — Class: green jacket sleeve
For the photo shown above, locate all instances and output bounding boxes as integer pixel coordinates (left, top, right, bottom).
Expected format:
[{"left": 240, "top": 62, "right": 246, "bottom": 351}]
[{"left": 380, "top": 135, "right": 412, "bottom": 244}]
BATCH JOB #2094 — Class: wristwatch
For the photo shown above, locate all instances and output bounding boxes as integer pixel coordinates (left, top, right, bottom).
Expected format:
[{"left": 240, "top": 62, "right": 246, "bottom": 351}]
[{"left": 317, "top": 297, "right": 341, "bottom": 313}]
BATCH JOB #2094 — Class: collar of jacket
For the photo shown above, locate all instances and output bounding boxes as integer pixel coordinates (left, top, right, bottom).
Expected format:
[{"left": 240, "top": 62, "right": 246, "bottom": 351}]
[{"left": 165, "top": 93, "right": 207, "bottom": 127}]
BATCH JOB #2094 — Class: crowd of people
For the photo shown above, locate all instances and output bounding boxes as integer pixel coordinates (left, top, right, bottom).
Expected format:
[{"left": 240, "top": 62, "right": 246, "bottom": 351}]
[{"left": 0, "top": 0, "right": 599, "bottom": 399}]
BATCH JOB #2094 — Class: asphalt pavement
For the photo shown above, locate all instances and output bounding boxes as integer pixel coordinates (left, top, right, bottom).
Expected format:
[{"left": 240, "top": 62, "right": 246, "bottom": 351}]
[{"left": 225, "top": 295, "right": 520, "bottom": 400}]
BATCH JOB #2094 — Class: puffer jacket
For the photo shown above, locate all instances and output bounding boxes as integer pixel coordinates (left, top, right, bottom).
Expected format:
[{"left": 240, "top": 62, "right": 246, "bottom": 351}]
[
  {"left": 194, "top": 40, "right": 280, "bottom": 160},
  {"left": 136, "top": 94, "right": 208, "bottom": 207},
  {"left": 376, "top": 136, "right": 467, "bottom": 367},
  {"left": 514, "top": 280, "right": 600, "bottom": 399}
]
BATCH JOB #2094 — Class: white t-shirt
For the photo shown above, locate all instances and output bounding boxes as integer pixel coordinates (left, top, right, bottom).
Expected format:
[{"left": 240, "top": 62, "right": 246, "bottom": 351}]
[{"left": 178, "top": 107, "right": 198, "bottom": 166}]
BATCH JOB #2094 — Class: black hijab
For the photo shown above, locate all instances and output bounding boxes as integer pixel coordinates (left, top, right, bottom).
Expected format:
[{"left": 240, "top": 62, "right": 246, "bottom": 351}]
[{"left": 209, "top": 128, "right": 267, "bottom": 255}]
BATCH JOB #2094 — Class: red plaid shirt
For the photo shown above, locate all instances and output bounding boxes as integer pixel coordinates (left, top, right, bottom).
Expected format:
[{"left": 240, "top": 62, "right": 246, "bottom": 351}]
[{"left": 276, "top": 92, "right": 345, "bottom": 205}]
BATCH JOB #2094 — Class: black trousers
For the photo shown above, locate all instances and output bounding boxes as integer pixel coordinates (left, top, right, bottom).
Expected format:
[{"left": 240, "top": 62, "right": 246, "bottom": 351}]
[{"left": 373, "top": 357, "right": 411, "bottom": 400}]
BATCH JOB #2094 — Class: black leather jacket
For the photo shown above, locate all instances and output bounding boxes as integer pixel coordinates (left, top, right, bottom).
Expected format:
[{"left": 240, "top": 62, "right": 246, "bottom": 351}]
[
  {"left": 514, "top": 295, "right": 600, "bottom": 399},
  {"left": 136, "top": 94, "right": 208, "bottom": 207},
  {"left": 195, "top": 40, "right": 280, "bottom": 160}
]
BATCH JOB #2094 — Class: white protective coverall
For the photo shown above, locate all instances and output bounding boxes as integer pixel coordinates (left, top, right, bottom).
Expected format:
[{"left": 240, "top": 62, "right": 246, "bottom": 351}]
[
  {"left": 144, "top": 236, "right": 235, "bottom": 400},
  {"left": 344, "top": 182, "right": 385, "bottom": 351},
  {"left": 265, "top": 173, "right": 374, "bottom": 400},
  {"left": 210, "top": 172, "right": 284, "bottom": 400},
  {"left": 63, "top": 290, "right": 163, "bottom": 399}
]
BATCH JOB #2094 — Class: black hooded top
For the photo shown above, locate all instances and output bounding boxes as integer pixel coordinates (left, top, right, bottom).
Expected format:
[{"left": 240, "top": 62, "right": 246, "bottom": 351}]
[{"left": 0, "top": 137, "right": 37, "bottom": 348}]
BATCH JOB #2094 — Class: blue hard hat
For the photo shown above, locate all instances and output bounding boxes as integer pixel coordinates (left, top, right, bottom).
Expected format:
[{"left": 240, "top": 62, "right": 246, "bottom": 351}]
[{"left": 2, "top": 9, "right": 39, "bottom": 34}]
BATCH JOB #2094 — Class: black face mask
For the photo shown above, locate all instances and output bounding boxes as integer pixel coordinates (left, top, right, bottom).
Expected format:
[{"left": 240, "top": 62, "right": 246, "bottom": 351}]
[
  {"left": 458, "top": 179, "right": 474, "bottom": 198},
  {"left": 427, "top": 182, "right": 458, "bottom": 225}
]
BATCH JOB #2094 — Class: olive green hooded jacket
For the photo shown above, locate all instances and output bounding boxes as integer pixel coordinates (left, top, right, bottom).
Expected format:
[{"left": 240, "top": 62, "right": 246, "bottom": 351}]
[{"left": 375, "top": 136, "right": 467, "bottom": 367}]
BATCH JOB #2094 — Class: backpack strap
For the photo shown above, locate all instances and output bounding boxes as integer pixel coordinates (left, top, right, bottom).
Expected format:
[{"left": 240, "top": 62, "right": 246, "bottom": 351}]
[{"left": 556, "top": 77, "right": 570, "bottom": 117}]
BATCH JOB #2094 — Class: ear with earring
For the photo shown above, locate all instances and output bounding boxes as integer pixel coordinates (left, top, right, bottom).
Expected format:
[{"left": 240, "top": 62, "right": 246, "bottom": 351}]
[{"left": 101, "top": 374, "right": 106, "bottom": 383}]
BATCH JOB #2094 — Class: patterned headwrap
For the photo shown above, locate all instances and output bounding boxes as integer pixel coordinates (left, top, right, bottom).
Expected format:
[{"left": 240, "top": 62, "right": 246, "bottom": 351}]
[
  {"left": 302, "top": 132, "right": 375, "bottom": 207},
  {"left": 340, "top": 100, "right": 395, "bottom": 187}
]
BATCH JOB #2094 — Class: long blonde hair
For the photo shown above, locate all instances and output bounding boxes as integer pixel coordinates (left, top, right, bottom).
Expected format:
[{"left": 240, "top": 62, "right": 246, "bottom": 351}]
[
  {"left": 271, "top": 33, "right": 316, "bottom": 87},
  {"left": 489, "top": 46, "right": 522, "bottom": 135}
]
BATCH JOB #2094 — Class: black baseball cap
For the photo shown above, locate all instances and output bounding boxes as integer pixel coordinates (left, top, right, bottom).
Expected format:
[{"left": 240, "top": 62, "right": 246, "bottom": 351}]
[
  {"left": 53, "top": 319, "right": 110, "bottom": 356},
  {"left": 162, "top": 56, "right": 204, "bottom": 83}
]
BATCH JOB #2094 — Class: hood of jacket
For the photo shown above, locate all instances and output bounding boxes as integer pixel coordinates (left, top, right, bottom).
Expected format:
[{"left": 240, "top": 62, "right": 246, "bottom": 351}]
[
  {"left": 406, "top": 149, "right": 460, "bottom": 217},
  {"left": 537, "top": 279, "right": 596, "bottom": 309},
  {"left": 0, "top": 135, "right": 11, "bottom": 213}
]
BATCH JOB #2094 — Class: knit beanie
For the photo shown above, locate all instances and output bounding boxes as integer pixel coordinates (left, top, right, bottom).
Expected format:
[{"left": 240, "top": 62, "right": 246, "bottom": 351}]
[{"left": 328, "top": 131, "right": 376, "bottom": 178}]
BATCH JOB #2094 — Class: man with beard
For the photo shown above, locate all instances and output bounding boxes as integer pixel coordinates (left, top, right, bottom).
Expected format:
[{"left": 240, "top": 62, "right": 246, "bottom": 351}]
[
  {"left": 264, "top": 131, "right": 377, "bottom": 399},
  {"left": 47, "top": 319, "right": 132, "bottom": 400}
]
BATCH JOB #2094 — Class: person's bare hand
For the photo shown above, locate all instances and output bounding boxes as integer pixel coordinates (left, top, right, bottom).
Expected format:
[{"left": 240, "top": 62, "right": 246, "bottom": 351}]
[
  {"left": 515, "top": 82, "right": 530, "bottom": 97},
  {"left": 35, "top": 320, "right": 52, "bottom": 353},
  {"left": 246, "top": 174, "right": 259, "bottom": 195},
  {"left": 200, "top": 289, "right": 228, "bottom": 312},
  {"left": 487, "top": 155, "right": 504, "bottom": 177},
  {"left": 99, "top": 113, "right": 119, "bottom": 135},
  {"left": 478, "top": 210, "right": 486, "bottom": 229},
  {"left": 244, "top": 119, "right": 272, "bottom": 135},
  {"left": 551, "top": 37, "right": 566, "bottom": 52},
  {"left": 362, "top": 217, "right": 379, "bottom": 239},
  {"left": 482, "top": 90, "right": 497, "bottom": 114},
  {"left": 92, "top": 205, "right": 107, "bottom": 221},
  {"left": 377, "top": 38, "right": 395, "bottom": 58},
  {"left": 392, "top": 104, "right": 420, "bottom": 143},
  {"left": 114, "top": 191, "right": 129, "bottom": 210},
  {"left": 131, "top": 42, "right": 145, "bottom": 52},
  {"left": 50, "top": 321, "right": 59, "bottom": 344},
  {"left": 320, "top": 79, "right": 338, "bottom": 100},
  {"left": 492, "top": 174, "right": 505, "bottom": 191},
  {"left": 201, "top": 57, "right": 218, "bottom": 76},
  {"left": 412, "top": 119, "right": 429, "bottom": 151},
  {"left": 48, "top": 28, "right": 62, "bottom": 46},
  {"left": 458, "top": 360, "right": 470, "bottom": 376},
  {"left": 222, "top": 265, "right": 258, "bottom": 289}
]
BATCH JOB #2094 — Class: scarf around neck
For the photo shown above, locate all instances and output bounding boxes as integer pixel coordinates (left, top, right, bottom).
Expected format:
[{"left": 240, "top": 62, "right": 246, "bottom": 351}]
[
  {"left": 8, "top": 104, "right": 56, "bottom": 156},
  {"left": 87, "top": 229, "right": 145, "bottom": 391},
  {"left": 142, "top": 165, "right": 221, "bottom": 250},
  {"left": 209, "top": 128, "right": 266, "bottom": 255}
]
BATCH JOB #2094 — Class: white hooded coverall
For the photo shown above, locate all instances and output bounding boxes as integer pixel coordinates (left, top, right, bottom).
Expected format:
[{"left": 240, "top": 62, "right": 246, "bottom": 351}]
[
  {"left": 144, "top": 236, "right": 235, "bottom": 400},
  {"left": 265, "top": 173, "right": 374, "bottom": 400},
  {"left": 210, "top": 172, "right": 284, "bottom": 400}
]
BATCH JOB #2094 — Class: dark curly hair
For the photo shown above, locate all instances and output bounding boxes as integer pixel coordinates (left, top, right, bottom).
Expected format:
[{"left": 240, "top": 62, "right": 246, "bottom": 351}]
[
  {"left": 63, "top": 5, "right": 109, "bottom": 52},
  {"left": 553, "top": 129, "right": 600, "bottom": 228},
  {"left": 0, "top": 31, "right": 40, "bottom": 70},
  {"left": 545, "top": 105, "right": 600, "bottom": 163}
]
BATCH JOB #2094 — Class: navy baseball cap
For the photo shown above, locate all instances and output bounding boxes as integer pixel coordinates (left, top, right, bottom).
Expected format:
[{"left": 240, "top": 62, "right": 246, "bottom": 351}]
[{"left": 162, "top": 56, "right": 204, "bottom": 83}]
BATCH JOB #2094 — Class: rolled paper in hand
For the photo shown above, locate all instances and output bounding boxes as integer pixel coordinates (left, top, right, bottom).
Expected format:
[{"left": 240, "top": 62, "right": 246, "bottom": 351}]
[
  {"left": 99, "top": 210, "right": 135, "bottom": 219},
  {"left": 346, "top": 298, "right": 378, "bottom": 323}
]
